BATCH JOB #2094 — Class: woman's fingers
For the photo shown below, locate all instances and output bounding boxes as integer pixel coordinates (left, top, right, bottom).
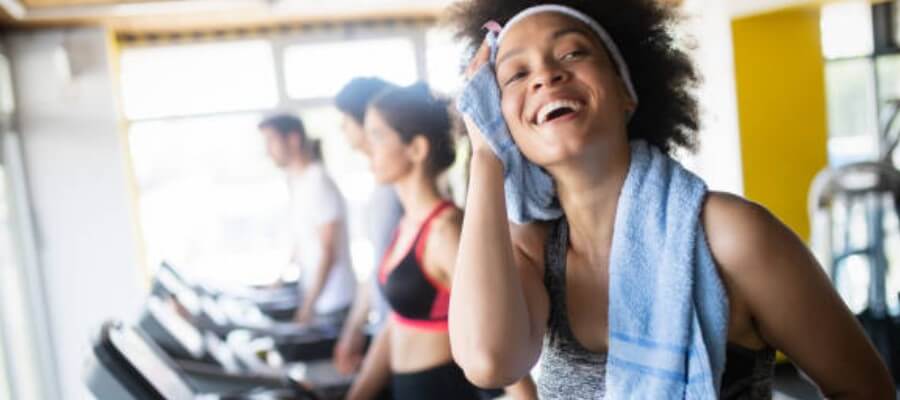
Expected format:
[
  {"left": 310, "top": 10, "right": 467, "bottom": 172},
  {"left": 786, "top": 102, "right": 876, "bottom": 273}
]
[
  {"left": 463, "top": 115, "right": 497, "bottom": 158},
  {"left": 460, "top": 38, "right": 501, "bottom": 161},
  {"left": 465, "top": 40, "right": 491, "bottom": 79}
]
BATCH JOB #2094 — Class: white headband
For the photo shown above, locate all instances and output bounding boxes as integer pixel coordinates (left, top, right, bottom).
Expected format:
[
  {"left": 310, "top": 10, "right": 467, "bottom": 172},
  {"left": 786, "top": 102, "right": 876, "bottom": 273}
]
[{"left": 493, "top": 4, "right": 639, "bottom": 105}]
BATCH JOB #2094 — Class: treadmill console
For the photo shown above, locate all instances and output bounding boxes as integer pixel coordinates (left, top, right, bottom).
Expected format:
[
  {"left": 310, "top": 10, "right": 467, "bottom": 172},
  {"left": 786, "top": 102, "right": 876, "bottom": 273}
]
[{"left": 100, "top": 322, "right": 197, "bottom": 399}]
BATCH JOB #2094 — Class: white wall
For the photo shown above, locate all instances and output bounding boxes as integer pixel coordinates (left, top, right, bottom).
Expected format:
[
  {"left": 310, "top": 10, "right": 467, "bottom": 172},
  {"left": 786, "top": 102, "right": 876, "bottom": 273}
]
[
  {"left": 5, "top": 28, "right": 145, "bottom": 400},
  {"left": 680, "top": 0, "right": 745, "bottom": 195}
]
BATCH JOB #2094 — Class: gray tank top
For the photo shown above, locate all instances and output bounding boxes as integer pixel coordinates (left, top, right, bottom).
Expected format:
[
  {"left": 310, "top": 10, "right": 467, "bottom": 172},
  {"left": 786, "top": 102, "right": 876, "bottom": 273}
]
[{"left": 538, "top": 218, "right": 776, "bottom": 400}]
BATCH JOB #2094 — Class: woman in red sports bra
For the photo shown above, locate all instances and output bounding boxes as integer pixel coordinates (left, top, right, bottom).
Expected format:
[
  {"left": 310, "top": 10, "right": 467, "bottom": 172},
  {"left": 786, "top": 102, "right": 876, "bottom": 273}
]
[{"left": 345, "top": 83, "right": 537, "bottom": 400}]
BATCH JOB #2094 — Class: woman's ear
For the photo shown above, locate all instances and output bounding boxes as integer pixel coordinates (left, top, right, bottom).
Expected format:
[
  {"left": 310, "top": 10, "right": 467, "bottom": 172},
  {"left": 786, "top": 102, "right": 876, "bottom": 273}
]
[
  {"left": 625, "top": 98, "right": 637, "bottom": 117},
  {"left": 617, "top": 79, "right": 638, "bottom": 116},
  {"left": 408, "top": 135, "right": 431, "bottom": 166}
]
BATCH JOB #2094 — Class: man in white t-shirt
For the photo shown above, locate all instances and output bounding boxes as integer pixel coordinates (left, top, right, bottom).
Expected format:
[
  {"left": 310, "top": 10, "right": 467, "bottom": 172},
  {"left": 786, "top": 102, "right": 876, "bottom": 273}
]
[{"left": 259, "top": 114, "right": 356, "bottom": 324}]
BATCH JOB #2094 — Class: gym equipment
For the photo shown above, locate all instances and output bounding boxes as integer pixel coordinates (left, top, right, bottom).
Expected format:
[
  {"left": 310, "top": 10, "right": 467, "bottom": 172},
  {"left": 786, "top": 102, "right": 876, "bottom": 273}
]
[
  {"left": 809, "top": 99, "right": 900, "bottom": 381},
  {"left": 83, "top": 320, "right": 317, "bottom": 400},
  {"left": 152, "top": 262, "right": 297, "bottom": 336},
  {"left": 137, "top": 295, "right": 353, "bottom": 397}
]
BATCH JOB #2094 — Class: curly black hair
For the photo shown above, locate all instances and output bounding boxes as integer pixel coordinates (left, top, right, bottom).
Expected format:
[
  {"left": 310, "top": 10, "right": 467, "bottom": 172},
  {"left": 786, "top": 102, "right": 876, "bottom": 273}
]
[{"left": 447, "top": 0, "right": 700, "bottom": 155}]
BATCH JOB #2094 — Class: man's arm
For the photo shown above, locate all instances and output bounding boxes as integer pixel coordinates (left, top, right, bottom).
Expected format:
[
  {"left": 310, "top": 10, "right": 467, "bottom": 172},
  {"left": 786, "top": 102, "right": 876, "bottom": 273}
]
[{"left": 295, "top": 220, "right": 340, "bottom": 323}]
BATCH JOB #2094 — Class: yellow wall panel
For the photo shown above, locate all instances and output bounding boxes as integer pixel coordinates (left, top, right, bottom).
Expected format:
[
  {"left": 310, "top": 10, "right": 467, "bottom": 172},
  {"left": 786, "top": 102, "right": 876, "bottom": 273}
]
[{"left": 732, "top": 7, "right": 829, "bottom": 240}]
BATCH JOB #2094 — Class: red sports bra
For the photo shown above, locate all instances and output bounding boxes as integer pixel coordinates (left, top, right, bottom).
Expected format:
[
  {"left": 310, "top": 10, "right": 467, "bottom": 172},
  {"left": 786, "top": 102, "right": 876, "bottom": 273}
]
[{"left": 377, "top": 201, "right": 454, "bottom": 331}]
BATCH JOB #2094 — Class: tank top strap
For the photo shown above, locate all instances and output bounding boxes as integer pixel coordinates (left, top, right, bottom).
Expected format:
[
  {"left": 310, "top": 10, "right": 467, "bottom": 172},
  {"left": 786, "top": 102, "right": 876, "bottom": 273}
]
[
  {"left": 412, "top": 200, "right": 454, "bottom": 292},
  {"left": 544, "top": 217, "right": 572, "bottom": 343},
  {"left": 378, "top": 201, "right": 452, "bottom": 283},
  {"left": 413, "top": 201, "right": 454, "bottom": 259}
]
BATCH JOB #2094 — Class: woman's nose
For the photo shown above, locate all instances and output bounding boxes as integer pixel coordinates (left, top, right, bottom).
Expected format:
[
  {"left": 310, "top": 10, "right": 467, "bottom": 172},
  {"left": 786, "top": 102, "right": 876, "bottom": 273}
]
[{"left": 531, "top": 64, "right": 567, "bottom": 92}]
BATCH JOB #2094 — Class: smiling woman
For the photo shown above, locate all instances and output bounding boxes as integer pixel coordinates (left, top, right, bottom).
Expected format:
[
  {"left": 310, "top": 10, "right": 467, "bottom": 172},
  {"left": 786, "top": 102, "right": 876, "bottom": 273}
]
[
  {"left": 446, "top": 1, "right": 895, "bottom": 399},
  {"left": 452, "top": 0, "right": 699, "bottom": 157}
]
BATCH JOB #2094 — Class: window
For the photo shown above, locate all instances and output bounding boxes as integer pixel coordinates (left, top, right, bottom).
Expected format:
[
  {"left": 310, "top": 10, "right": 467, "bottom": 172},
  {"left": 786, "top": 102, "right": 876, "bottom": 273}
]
[
  {"left": 426, "top": 28, "right": 468, "bottom": 95},
  {"left": 128, "top": 114, "right": 292, "bottom": 286},
  {"left": 120, "top": 29, "right": 431, "bottom": 287},
  {"left": 818, "top": 2, "right": 900, "bottom": 317},
  {"left": 283, "top": 38, "right": 417, "bottom": 99},
  {"left": 821, "top": 1, "right": 900, "bottom": 165},
  {"left": 825, "top": 59, "right": 880, "bottom": 164},
  {"left": 877, "top": 54, "right": 900, "bottom": 128},
  {"left": 821, "top": 2, "right": 886, "bottom": 166},
  {"left": 876, "top": 55, "right": 900, "bottom": 166},
  {"left": 120, "top": 41, "right": 279, "bottom": 119},
  {"left": 821, "top": 1, "right": 874, "bottom": 60}
]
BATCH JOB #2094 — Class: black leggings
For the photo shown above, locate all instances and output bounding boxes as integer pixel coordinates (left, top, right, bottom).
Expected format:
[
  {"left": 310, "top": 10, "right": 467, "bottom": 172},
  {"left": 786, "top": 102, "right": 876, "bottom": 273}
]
[{"left": 390, "top": 362, "right": 482, "bottom": 400}]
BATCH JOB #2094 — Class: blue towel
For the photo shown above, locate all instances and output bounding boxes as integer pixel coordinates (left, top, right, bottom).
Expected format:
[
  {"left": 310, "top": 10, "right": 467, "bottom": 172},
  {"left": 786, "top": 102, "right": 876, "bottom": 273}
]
[
  {"left": 456, "top": 31, "right": 561, "bottom": 224},
  {"left": 606, "top": 140, "right": 728, "bottom": 399}
]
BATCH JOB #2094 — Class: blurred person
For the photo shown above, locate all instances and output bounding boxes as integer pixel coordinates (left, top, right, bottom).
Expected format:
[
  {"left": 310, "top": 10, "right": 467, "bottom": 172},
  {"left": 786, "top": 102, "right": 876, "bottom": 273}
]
[
  {"left": 446, "top": 1, "right": 893, "bottom": 399},
  {"left": 346, "top": 83, "right": 536, "bottom": 400},
  {"left": 259, "top": 114, "right": 357, "bottom": 325},
  {"left": 332, "top": 77, "right": 404, "bottom": 375}
]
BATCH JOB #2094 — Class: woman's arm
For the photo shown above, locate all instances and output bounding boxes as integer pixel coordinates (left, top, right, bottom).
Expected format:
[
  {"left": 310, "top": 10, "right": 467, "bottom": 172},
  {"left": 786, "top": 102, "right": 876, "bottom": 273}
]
[
  {"left": 503, "top": 375, "right": 539, "bottom": 400},
  {"left": 346, "top": 321, "right": 392, "bottom": 400},
  {"left": 704, "top": 193, "right": 893, "bottom": 399},
  {"left": 427, "top": 210, "right": 541, "bottom": 399},
  {"left": 334, "top": 280, "right": 372, "bottom": 374},
  {"left": 447, "top": 149, "right": 550, "bottom": 388},
  {"left": 295, "top": 220, "right": 340, "bottom": 323},
  {"left": 447, "top": 41, "right": 548, "bottom": 389}
]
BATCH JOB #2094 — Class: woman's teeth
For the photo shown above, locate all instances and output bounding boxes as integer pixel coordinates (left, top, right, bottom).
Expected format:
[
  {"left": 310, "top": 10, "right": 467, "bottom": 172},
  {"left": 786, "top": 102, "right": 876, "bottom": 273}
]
[{"left": 536, "top": 100, "right": 583, "bottom": 125}]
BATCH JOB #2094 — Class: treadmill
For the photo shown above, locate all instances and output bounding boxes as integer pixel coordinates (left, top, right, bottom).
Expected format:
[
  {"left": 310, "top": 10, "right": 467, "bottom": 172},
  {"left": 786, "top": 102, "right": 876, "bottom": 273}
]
[
  {"left": 83, "top": 321, "right": 316, "bottom": 400},
  {"left": 137, "top": 295, "right": 353, "bottom": 397},
  {"left": 155, "top": 262, "right": 299, "bottom": 323},
  {"left": 152, "top": 262, "right": 326, "bottom": 342},
  {"left": 149, "top": 263, "right": 351, "bottom": 364}
]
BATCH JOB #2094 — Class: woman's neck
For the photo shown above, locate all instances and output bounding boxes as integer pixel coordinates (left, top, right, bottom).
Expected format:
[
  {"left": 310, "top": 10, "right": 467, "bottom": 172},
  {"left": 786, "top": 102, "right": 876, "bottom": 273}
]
[
  {"left": 393, "top": 169, "right": 443, "bottom": 225},
  {"left": 549, "top": 140, "right": 631, "bottom": 259}
]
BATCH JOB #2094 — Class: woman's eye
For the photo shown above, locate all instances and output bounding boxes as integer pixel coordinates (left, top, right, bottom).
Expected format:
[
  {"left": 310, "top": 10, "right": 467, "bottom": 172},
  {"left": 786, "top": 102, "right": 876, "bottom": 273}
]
[
  {"left": 561, "top": 49, "right": 586, "bottom": 61},
  {"left": 505, "top": 71, "right": 527, "bottom": 86}
]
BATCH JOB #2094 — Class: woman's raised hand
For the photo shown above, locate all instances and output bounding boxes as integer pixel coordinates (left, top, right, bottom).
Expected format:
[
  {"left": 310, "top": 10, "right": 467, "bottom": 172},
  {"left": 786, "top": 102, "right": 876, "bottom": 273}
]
[{"left": 461, "top": 39, "right": 495, "bottom": 156}]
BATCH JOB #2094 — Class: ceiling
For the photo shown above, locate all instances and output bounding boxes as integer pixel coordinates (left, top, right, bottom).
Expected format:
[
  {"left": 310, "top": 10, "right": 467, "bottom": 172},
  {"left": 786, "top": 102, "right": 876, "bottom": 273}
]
[
  {"left": 0, "top": 0, "right": 458, "bottom": 30},
  {"left": 21, "top": 0, "right": 147, "bottom": 8},
  {"left": 0, "top": 0, "right": 879, "bottom": 30}
]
